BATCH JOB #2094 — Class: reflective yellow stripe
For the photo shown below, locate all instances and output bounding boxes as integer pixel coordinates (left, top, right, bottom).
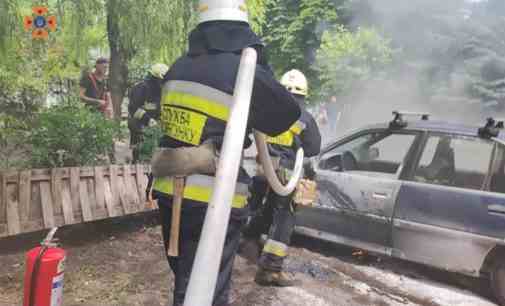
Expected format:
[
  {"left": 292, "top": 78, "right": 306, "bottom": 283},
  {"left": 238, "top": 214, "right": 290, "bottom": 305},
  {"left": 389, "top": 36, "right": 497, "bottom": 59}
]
[
  {"left": 152, "top": 175, "right": 249, "bottom": 209},
  {"left": 266, "top": 120, "right": 306, "bottom": 147},
  {"left": 290, "top": 121, "right": 306, "bottom": 135},
  {"left": 267, "top": 131, "right": 294, "bottom": 147},
  {"left": 162, "top": 80, "right": 234, "bottom": 122},
  {"left": 164, "top": 92, "right": 230, "bottom": 122},
  {"left": 263, "top": 239, "right": 288, "bottom": 257}
]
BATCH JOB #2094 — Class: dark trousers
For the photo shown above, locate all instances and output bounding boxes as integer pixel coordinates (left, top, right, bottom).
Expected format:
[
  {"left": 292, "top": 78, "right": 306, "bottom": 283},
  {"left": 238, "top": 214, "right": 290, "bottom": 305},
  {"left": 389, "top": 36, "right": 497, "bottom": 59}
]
[
  {"left": 157, "top": 195, "right": 243, "bottom": 306},
  {"left": 244, "top": 175, "right": 296, "bottom": 272},
  {"left": 129, "top": 130, "right": 143, "bottom": 163}
]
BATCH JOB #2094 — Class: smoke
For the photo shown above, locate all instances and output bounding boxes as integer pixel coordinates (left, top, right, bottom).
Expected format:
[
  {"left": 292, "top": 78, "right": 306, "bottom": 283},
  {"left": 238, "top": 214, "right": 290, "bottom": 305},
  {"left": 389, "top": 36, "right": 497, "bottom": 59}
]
[{"left": 319, "top": 0, "right": 501, "bottom": 142}]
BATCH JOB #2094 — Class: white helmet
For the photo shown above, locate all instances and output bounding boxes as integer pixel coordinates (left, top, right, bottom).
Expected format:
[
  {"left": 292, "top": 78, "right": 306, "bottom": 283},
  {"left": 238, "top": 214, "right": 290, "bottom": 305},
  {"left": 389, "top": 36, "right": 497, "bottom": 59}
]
[
  {"left": 148, "top": 63, "right": 169, "bottom": 79},
  {"left": 281, "top": 69, "right": 308, "bottom": 97},
  {"left": 198, "top": 0, "right": 249, "bottom": 24}
]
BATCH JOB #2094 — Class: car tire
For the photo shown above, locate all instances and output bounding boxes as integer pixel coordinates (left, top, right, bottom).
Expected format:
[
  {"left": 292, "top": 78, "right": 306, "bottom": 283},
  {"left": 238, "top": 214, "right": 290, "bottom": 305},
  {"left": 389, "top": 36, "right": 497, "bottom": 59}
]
[{"left": 491, "top": 259, "right": 505, "bottom": 306}]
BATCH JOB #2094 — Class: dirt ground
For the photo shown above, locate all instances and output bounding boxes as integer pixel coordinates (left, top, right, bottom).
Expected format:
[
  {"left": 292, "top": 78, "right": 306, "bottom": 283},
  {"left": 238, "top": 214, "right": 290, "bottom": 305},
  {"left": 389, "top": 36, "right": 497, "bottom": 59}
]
[{"left": 0, "top": 213, "right": 499, "bottom": 306}]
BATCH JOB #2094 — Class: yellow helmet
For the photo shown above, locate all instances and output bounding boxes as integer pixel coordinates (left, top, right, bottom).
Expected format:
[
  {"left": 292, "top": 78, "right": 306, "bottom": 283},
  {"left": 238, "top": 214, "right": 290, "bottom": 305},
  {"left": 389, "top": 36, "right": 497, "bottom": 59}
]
[
  {"left": 198, "top": 0, "right": 249, "bottom": 25},
  {"left": 148, "top": 63, "right": 169, "bottom": 79},
  {"left": 280, "top": 69, "right": 308, "bottom": 97}
]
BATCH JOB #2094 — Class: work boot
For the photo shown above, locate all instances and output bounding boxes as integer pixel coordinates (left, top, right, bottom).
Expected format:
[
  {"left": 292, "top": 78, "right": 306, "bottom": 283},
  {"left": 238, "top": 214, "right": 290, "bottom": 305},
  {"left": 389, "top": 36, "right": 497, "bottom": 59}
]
[{"left": 254, "top": 267, "right": 298, "bottom": 287}]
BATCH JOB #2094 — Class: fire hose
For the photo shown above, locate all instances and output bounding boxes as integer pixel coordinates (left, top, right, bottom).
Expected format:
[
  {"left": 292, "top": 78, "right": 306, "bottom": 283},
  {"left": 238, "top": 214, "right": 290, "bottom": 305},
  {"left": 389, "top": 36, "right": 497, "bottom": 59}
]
[{"left": 254, "top": 131, "right": 304, "bottom": 196}]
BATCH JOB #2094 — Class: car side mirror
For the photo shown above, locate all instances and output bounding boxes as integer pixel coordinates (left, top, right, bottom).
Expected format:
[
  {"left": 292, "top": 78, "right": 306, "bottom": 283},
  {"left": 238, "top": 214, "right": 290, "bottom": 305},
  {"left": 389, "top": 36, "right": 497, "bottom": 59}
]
[{"left": 319, "top": 154, "right": 343, "bottom": 172}]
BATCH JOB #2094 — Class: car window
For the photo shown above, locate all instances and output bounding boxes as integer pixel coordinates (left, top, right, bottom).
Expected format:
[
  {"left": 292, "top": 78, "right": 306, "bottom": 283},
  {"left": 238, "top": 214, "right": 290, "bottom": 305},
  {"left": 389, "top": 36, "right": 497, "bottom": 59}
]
[
  {"left": 319, "top": 130, "right": 416, "bottom": 176},
  {"left": 489, "top": 143, "right": 505, "bottom": 194},
  {"left": 370, "top": 134, "right": 416, "bottom": 165},
  {"left": 414, "top": 134, "right": 493, "bottom": 190}
]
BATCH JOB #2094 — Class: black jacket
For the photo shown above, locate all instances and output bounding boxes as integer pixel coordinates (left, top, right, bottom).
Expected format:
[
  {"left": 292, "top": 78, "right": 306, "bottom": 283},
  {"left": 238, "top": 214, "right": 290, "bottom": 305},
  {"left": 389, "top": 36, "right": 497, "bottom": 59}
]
[
  {"left": 268, "top": 96, "right": 321, "bottom": 168},
  {"left": 128, "top": 77, "right": 162, "bottom": 124},
  {"left": 159, "top": 21, "right": 301, "bottom": 150}
]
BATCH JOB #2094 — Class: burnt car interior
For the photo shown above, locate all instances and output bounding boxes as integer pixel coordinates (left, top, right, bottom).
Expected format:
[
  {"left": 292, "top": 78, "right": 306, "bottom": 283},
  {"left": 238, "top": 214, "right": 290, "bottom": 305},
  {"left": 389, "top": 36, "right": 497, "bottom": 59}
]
[
  {"left": 490, "top": 152, "right": 505, "bottom": 193},
  {"left": 319, "top": 111, "right": 428, "bottom": 175},
  {"left": 414, "top": 125, "right": 499, "bottom": 191},
  {"left": 319, "top": 131, "right": 415, "bottom": 176},
  {"left": 319, "top": 114, "right": 505, "bottom": 192},
  {"left": 414, "top": 136, "right": 456, "bottom": 186}
]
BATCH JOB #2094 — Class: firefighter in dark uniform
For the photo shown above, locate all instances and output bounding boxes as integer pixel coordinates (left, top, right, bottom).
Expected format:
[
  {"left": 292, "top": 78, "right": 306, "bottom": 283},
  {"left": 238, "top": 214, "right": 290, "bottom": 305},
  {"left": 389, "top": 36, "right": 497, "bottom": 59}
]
[
  {"left": 128, "top": 63, "right": 169, "bottom": 163},
  {"left": 149, "top": 1, "right": 301, "bottom": 306},
  {"left": 244, "top": 69, "right": 321, "bottom": 286}
]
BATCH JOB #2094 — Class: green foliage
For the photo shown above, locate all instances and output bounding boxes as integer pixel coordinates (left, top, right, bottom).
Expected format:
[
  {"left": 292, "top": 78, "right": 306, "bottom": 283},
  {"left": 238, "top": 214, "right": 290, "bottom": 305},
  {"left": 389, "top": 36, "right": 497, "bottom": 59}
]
[
  {"left": 247, "top": 0, "right": 268, "bottom": 34},
  {"left": 315, "top": 26, "right": 393, "bottom": 98},
  {"left": 58, "top": 0, "right": 108, "bottom": 64},
  {"left": 0, "top": 114, "right": 30, "bottom": 169},
  {"left": 29, "top": 98, "right": 124, "bottom": 168},
  {"left": 103, "top": 0, "right": 196, "bottom": 65},
  {"left": 136, "top": 125, "right": 163, "bottom": 163},
  {"left": 262, "top": 0, "right": 341, "bottom": 98},
  {"left": 0, "top": 1, "right": 21, "bottom": 56}
]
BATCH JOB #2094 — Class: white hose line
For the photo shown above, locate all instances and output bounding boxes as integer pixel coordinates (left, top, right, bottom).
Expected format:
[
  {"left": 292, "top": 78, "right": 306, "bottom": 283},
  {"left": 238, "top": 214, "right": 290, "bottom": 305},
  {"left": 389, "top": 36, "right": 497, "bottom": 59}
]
[{"left": 254, "top": 131, "right": 304, "bottom": 196}]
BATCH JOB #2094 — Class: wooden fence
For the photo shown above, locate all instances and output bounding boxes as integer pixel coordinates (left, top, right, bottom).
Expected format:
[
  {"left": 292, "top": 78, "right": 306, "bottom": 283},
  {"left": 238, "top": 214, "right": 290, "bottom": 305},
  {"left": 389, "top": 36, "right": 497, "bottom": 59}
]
[{"left": 0, "top": 164, "right": 153, "bottom": 238}]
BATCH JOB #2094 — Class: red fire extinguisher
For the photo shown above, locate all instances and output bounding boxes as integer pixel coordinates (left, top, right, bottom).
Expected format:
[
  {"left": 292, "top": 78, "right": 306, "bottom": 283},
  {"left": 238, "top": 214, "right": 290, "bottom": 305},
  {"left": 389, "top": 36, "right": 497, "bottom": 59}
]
[{"left": 23, "top": 227, "right": 66, "bottom": 306}]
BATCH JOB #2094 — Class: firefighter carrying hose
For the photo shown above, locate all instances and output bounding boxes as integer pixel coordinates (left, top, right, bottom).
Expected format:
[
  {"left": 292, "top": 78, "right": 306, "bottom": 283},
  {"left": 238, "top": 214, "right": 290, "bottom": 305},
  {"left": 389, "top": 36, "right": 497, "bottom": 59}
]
[
  {"left": 149, "top": 1, "right": 301, "bottom": 305},
  {"left": 128, "top": 63, "right": 169, "bottom": 163},
  {"left": 243, "top": 69, "right": 321, "bottom": 286}
]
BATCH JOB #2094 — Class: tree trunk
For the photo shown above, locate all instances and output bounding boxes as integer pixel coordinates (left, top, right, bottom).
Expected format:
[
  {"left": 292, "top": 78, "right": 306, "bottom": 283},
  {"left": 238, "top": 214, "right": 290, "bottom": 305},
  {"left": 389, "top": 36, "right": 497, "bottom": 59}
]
[{"left": 106, "top": 0, "right": 129, "bottom": 120}]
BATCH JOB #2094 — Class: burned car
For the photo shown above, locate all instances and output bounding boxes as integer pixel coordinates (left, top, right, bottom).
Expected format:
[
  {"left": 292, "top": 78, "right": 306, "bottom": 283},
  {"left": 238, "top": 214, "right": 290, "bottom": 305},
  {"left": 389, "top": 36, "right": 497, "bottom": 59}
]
[{"left": 295, "top": 112, "right": 505, "bottom": 304}]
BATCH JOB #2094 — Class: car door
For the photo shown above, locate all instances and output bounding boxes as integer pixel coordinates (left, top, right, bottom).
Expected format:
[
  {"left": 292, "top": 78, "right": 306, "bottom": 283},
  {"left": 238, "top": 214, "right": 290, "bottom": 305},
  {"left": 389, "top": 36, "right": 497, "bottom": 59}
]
[
  {"left": 393, "top": 132, "right": 505, "bottom": 276},
  {"left": 296, "top": 129, "right": 420, "bottom": 254}
]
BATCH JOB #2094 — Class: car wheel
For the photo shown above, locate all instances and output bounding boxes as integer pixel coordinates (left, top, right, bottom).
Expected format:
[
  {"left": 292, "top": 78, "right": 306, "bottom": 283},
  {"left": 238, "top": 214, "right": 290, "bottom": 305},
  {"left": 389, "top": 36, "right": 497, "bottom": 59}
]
[{"left": 491, "top": 259, "right": 505, "bottom": 306}]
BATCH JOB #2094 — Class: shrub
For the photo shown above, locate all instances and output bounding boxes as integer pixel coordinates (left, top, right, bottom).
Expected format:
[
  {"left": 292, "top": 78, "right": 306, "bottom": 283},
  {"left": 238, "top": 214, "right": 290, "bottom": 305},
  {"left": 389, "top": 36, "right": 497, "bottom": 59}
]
[
  {"left": 0, "top": 114, "right": 30, "bottom": 169},
  {"left": 29, "top": 98, "right": 124, "bottom": 168},
  {"left": 136, "top": 124, "right": 162, "bottom": 162}
]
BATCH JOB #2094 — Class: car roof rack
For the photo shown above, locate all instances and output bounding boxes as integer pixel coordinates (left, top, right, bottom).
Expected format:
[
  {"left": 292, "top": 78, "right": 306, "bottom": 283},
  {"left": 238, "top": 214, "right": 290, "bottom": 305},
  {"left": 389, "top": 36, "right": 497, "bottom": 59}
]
[
  {"left": 389, "top": 111, "right": 430, "bottom": 129},
  {"left": 478, "top": 117, "right": 504, "bottom": 138}
]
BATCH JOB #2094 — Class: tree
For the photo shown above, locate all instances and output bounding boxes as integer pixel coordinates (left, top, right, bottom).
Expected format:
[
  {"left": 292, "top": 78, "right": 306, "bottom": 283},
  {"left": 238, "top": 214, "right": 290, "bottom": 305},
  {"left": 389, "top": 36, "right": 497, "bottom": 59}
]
[
  {"left": 99, "top": 0, "right": 196, "bottom": 118},
  {"left": 262, "top": 0, "right": 343, "bottom": 99},
  {"left": 90, "top": 0, "right": 266, "bottom": 118},
  {"left": 1, "top": 0, "right": 269, "bottom": 117},
  {"left": 315, "top": 26, "right": 393, "bottom": 99}
]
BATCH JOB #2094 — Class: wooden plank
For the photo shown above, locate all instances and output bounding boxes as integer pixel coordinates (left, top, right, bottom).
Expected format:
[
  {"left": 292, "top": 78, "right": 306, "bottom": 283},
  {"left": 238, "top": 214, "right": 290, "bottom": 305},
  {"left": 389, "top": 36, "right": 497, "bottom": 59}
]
[
  {"left": 117, "top": 175, "right": 131, "bottom": 215},
  {"left": 136, "top": 164, "right": 146, "bottom": 204},
  {"left": 128, "top": 165, "right": 140, "bottom": 210},
  {"left": 30, "top": 182, "right": 42, "bottom": 222},
  {"left": 39, "top": 182, "right": 55, "bottom": 228},
  {"left": 6, "top": 183, "right": 21, "bottom": 235},
  {"left": 109, "top": 165, "right": 120, "bottom": 209},
  {"left": 103, "top": 180, "right": 118, "bottom": 217},
  {"left": 79, "top": 181, "right": 93, "bottom": 222},
  {"left": 51, "top": 169, "right": 63, "bottom": 217},
  {"left": 86, "top": 178, "right": 97, "bottom": 217},
  {"left": 60, "top": 179, "right": 75, "bottom": 225},
  {"left": 4, "top": 164, "right": 151, "bottom": 183},
  {"left": 0, "top": 172, "right": 6, "bottom": 224},
  {"left": 123, "top": 165, "right": 137, "bottom": 212},
  {"left": 18, "top": 170, "right": 31, "bottom": 222},
  {"left": 70, "top": 167, "right": 81, "bottom": 215},
  {"left": 94, "top": 167, "right": 105, "bottom": 210}
]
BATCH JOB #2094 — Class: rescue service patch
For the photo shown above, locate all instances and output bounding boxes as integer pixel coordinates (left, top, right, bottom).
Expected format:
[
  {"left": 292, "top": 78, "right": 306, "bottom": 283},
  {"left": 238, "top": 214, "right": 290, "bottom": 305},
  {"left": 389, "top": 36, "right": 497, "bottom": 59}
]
[{"left": 161, "top": 106, "right": 207, "bottom": 145}]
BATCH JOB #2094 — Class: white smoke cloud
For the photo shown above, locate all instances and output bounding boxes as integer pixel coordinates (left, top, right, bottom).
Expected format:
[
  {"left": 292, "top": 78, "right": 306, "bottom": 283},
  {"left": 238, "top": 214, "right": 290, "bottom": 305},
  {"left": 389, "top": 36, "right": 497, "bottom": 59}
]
[{"left": 318, "top": 0, "right": 495, "bottom": 143}]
